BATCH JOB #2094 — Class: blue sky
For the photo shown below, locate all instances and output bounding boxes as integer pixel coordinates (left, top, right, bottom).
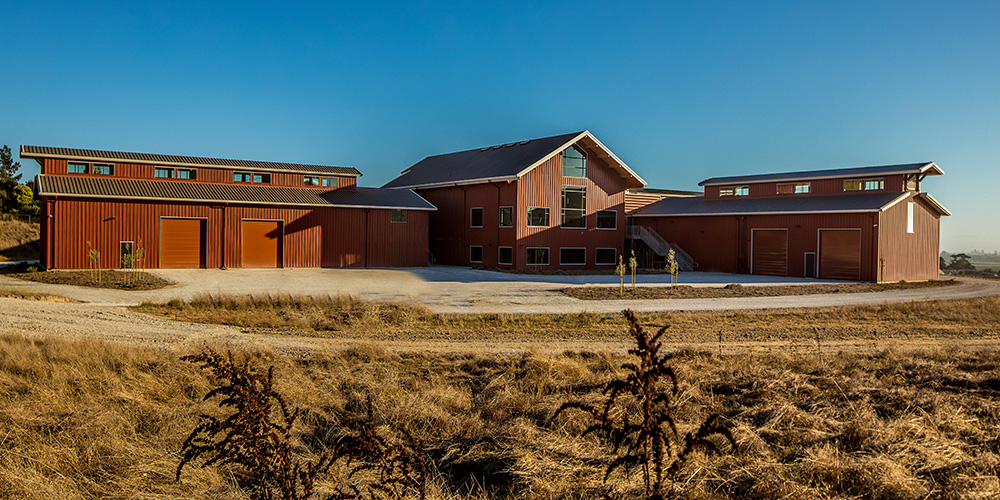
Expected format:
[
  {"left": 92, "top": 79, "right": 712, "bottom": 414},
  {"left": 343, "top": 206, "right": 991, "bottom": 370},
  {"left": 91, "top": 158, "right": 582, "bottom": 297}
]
[{"left": 2, "top": 0, "right": 997, "bottom": 251}]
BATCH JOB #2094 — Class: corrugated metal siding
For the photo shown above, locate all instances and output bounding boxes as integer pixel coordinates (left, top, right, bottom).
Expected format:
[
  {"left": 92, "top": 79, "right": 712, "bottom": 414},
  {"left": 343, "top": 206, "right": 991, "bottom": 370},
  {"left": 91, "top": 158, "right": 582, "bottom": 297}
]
[
  {"left": 340, "top": 176, "right": 357, "bottom": 189},
  {"left": 417, "top": 183, "right": 517, "bottom": 267},
  {"left": 703, "top": 174, "right": 908, "bottom": 199},
  {"left": 878, "top": 197, "right": 941, "bottom": 281},
  {"left": 43, "top": 198, "right": 428, "bottom": 269},
  {"left": 516, "top": 151, "right": 626, "bottom": 269},
  {"left": 636, "top": 212, "right": 879, "bottom": 280},
  {"left": 625, "top": 192, "right": 665, "bottom": 213}
]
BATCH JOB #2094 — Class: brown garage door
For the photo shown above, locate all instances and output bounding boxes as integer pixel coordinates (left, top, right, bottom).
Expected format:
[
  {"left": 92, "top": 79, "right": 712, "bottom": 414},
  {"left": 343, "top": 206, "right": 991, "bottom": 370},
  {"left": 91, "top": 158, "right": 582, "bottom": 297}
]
[
  {"left": 160, "top": 218, "right": 206, "bottom": 268},
  {"left": 242, "top": 220, "right": 282, "bottom": 268},
  {"left": 752, "top": 229, "right": 787, "bottom": 276},
  {"left": 819, "top": 230, "right": 861, "bottom": 280}
]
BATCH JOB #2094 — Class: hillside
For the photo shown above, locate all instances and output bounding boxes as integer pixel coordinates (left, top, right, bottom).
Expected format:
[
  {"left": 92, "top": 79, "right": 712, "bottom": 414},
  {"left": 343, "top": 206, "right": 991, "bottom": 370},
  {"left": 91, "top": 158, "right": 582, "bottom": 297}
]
[{"left": 0, "top": 219, "right": 40, "bottom": 262}]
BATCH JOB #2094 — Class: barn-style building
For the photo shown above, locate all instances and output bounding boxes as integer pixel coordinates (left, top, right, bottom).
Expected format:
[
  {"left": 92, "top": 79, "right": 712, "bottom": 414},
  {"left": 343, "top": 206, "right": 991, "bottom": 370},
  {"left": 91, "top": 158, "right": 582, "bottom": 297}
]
[
  {"left": 22, "top": 146, "right": 435, "bottom": 270},
  {"left": 382, "top": 131, "right": 646, "bottom": 269},
  {"left": 631, "top": 163, "right": 950, "bottom": 282}
]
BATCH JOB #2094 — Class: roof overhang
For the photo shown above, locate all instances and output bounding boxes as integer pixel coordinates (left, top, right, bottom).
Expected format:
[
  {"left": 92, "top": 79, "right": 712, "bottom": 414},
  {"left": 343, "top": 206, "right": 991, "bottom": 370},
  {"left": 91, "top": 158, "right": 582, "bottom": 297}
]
[
  {"left": 916, "top": 192, "right": 951, "bottom": 216},
  {"left": 631, "top": 208, "right": 885, "bottom": 217},
  {"left": 384, "top": 175, "right": 519, "bottom": 190},
  {"left": 516, "top": 131, "right": 647, "bottom": 189},
  {"left": 699, "top": 162, "right": 943, "bottom": 186}
]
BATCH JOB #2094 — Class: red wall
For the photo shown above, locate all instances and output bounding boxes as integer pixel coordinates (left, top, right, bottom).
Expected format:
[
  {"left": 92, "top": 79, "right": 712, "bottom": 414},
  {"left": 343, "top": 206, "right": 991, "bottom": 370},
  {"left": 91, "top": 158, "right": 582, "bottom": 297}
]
[
  {"left": 704, "top": 174, "right": 907, "bottom": 199},
  {"left": 878, "top": 196, "right": 941, "bottom": 281},
  {"left": 41, "top": 197, "right": 428, "bottom": 269},
  {"left": 417, "top": 182, "right": 518, "bottom": 267}
]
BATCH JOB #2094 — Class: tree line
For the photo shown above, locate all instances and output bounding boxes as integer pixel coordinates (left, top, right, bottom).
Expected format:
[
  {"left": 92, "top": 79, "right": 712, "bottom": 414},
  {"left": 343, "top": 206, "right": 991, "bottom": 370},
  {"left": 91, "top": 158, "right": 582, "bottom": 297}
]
[{"left": 0, "top": 144, "right": 39, "bottom": 217}]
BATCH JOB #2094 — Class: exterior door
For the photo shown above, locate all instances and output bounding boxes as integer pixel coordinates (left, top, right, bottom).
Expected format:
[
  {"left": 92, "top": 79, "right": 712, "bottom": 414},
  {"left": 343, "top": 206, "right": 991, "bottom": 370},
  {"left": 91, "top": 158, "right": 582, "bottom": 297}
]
[
  {"left": 819, "top": 229, "right": 861, "bottom": 280},
  {"left": 241, "top": 220, "right": 282, "bottom": 268},
  {"left": 751, "top": 229, "right": 788, "bottom": 276},
  {"left": 160, "top": 218, "right": 206, "bottom": 268}
]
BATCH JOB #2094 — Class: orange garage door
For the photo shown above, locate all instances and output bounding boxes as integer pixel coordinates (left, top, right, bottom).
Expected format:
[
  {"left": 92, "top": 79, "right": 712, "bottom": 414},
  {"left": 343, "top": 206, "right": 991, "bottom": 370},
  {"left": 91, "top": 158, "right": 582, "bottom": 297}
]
[
  {"left": 160, "top": 218, "right": 206, "bottom": 268},
  {"left": 751, "top": 229, "right": 787, "bottom": 276},
  {"left": 819, "top": 229, "right": 861, "bottom": 280},
  {"left": 241, "top": 220, "right": 282, "bottom": 268}
]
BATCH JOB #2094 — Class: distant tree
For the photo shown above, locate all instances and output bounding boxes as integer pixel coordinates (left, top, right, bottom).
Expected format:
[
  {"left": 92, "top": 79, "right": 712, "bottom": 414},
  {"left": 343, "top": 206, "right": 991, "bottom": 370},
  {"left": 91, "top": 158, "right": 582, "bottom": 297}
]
[
  {"left": 940, "top": 256, "right": 946, "bottom": 270},
  {"left": 947, "top": 253, "right": 975, "bottom": 270},
  {"left": 0, "top": 145, "right": 23, "bottom": 214}
]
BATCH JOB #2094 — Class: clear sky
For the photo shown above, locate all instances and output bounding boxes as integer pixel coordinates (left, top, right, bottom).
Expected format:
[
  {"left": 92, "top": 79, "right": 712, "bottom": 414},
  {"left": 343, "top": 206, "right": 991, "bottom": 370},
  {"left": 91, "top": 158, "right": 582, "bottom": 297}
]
[{"left": 2, "top": 1, "right": 997, "bottom": 252}]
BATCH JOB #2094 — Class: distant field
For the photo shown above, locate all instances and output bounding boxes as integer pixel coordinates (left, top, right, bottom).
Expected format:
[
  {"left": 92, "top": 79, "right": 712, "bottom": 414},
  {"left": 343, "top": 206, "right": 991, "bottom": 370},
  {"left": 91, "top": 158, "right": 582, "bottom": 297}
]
[{"left": 971, "top": 261, "right": 1000, "bottom": 271}]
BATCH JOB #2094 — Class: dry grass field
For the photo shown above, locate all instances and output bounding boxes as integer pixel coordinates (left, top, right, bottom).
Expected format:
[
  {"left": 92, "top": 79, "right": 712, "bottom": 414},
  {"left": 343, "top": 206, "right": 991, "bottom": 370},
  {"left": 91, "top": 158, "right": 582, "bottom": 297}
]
[{"left": 3, "top": 296, "right": 1000, "bottom": 498}]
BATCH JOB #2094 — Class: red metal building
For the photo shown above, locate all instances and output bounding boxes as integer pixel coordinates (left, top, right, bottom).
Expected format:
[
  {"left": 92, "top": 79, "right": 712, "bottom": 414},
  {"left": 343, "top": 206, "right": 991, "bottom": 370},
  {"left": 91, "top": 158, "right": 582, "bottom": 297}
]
[
  {"left": 22, "top": 146, "right": 435, "bottom": 270},
  {"left": 631, "top": 163, "right": 951, "bottom": 282},
  {"left": 382, "top": 131, "right": 647, "bottom": 269}
]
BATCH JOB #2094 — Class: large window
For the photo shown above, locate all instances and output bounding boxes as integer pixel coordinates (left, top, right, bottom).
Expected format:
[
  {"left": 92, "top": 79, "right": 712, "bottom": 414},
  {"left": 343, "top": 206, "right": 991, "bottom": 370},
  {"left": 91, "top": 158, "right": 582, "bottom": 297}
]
[
  {"left": 470, "top": 207, "right": 484, "bottom": 227},
  {"left": 68, "top": 162, "right": 88, "bottom": 174},
  {"left": 321, "top": 177, "right": 337, "bottom": 187},
  {"left": 560, "top": 248, "right": 586, "bottom": 265},
  {"left": 498, "top": 247, "right": 513, "bottom": 265},
  {"left": 391, "top": 209, "right": 407, "bottom": 223},
  {"left": 845, "top": 178, "right": 884, "bottom": 191},
  {"left": 499, "top": 206, "right": 513, "bottom": 227},
  {"left": 253, "top": 173, "right": 271, "bottom": 184},
  {"left": 596, "top": 248, "right": 617, "bottom": 265},
  {"left": 470, "top": 245, "right": 483, "bottom": 263},
  {"left": 596, "top": 210, "right": 617, "bottom": 229},
  {"left": 562, "top": 146, "right": 586, "bottom": 177},
  {"left": 92, "top": 164, "right": 113, "bottom": 175},
  {"left": 304, "top": 176, "right": 321, "bottom": 186},
  {"left": 561, "top": 186, "right": 586, "bottom": 228},
  {"left": 155, "top": 167, "right": 173, "bottom": 178},
  {"left": 734, "top": 185, "right": 749, "bottom": 196},
  {"left": 777, "top": 183, "right": 810, "bottom": 194},
  {"left": 526, "top": 248, "right": 549, "bottom": 265},
  {"left": 527, "top": 207, "right": 549, "bottom": 227},
  {"left": 236, "top": 172, "right": 270, "bottom": 183},
  {"left": 176, "top": 168, "right": 197, "bottom": 180},
  {"left": 234, "top": 172, "right": 252, "bottom": 183}
]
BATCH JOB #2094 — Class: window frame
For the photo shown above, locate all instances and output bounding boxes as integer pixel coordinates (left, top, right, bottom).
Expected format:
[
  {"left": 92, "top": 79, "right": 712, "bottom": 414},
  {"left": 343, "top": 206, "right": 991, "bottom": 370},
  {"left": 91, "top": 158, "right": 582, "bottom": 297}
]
[
  {"left": 596, "top": 209, "right": 617, "bottom": 230},
  {"left": 176, "top": 168, "right": 197, "bottom": 180},
  {"left": 234, "top": 172, "right": 253, "bottom": 183},
  {"left": 561, "top": 145, "right": 587, "bottom": 178},
  {"left": 67, "top": 162, "right": 88, "bottom": 174},
  {"left": 498, "top": 246, "right": 513, "bottom": 265},
  {"left": 525, "top": 247, "right": 550, "bottom": 266},
  {"left": 560, "top": 185, "right": 587, "bottom": 229},
  {"left": 304, "top": 175, "right": 321, "bottom": 186},
  {"left": 154, "top": 167, "right": 174, "bottom": 179},
  {"left": 321, "top": 177, "right": 337, "bottom": 187},
  {"left": 559, "top": 247, "right": 586, "bottom": 266},
  {"left": 470, "top": 207, "right": 484, "bottom": 228},
  {"left": 526, "top": 207, "right": 550, "bottom": 227},
  {"left": 390, "top": 209, "right": 407, "bottom": 223},
  {"left": 844, "top": 178, "right": 884, "bottom": 191},
  {"left": 595, "top": 248, "right": 617, "bottom": 265},
  {"left": 777, "top": 182, "right": 810, "bottom": 195},
  {"left": 252, "top": 173, "right": 271, "bottom": 184},
  {"left": 498, "top": 206, "right": 513, "bottom": 228},
  {"left": 119, "top": 241, "right": 135, "bottom": 269},
  {"left": 469, "top": 245, "right": 484, "bottom": 264},
  {"left": 92, "top": 163, "right": 114, "bottom": 175},
  {"left": 734, "top": 185, "right": 749, "bottom": 196},
  {"left": 907, "top": 202, "right": 915, "bottom": 234},
  {"left": 719, "top": 187, "right": 735, "bottom": 197}
]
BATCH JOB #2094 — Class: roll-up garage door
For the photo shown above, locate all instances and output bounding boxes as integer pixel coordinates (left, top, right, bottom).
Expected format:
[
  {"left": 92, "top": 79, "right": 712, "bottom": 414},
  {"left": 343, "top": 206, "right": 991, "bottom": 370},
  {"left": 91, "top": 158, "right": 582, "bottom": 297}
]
[
  {"left": 241, "top": 220, "right": 282, "bottom": 268},
  {"left": 751, "top": 229, "right": 788, "bottom": 276},
  {"left": 160, "top": 218, "right": 206, "bottom": 268},
  {"left": 819, "top": 229, "right": 861, "bottom": 280}
]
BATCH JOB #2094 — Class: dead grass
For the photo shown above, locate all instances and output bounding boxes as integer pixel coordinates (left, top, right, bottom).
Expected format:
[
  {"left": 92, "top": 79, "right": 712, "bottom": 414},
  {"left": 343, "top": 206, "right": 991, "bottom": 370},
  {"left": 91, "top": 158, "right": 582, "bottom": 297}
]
[
  {"left": 0, "top": 287, "right": 77, "bottom": 302},
  {"left": 134, "top": 293, "right": 1000, "bottom": 345},
  {"left": 564, "top": 279, "right": 957, "bottom": 300},
  {"left": 0, "top": 220, "right": 39, "bottom": 262},
  {"left": 2, "top": 330, "right": 1000, "bottom": 498}
]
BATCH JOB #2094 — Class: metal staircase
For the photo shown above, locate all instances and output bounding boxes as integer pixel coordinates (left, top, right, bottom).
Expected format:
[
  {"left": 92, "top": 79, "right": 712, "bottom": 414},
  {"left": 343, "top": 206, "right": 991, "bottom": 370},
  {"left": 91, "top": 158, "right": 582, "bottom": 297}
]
[{"left": 627, "top": 225, "right": 696, "bottom": 271}]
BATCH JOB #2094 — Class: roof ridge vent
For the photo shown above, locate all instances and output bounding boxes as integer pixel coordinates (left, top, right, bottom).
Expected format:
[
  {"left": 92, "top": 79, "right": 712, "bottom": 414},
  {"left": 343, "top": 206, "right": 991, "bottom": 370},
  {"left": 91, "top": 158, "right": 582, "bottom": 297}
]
[
  {"left": 504, "top": 142, "right": 516, "bottom": 147},
  {"left": 479, "top": 147, "right": 490, "bottom": 152},
  {"left": 519, "top": 140, "right": 530, "bottom": 145},
  {"left": 491, "top": 144, "right": 503, "bottom": 150}
]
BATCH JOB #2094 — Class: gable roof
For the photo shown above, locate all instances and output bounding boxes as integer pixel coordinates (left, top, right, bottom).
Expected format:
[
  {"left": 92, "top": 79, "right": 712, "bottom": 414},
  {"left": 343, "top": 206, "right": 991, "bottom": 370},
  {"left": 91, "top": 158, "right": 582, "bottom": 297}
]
[
  {"left": 36, "top": 175, "right": 435, "bottom": 211},
  {"left": 21, "top": 145, "right": 361, "bottom": 177},
  {"left": 699, "top": 162, "right": 943, "bottom": 186},
  {"left": 381, "top": 131, "right": 646, "bottom": 189},
  {"left": 632, "top": 191, "right": 929, "bottom": 217}
]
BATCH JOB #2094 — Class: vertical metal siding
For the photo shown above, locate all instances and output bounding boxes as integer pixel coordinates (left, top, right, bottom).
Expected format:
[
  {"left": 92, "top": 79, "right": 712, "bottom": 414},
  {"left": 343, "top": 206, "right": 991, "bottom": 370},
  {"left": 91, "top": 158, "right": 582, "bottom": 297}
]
[{"left": 878, "top": 197, "right": 941, "bottom": 281}]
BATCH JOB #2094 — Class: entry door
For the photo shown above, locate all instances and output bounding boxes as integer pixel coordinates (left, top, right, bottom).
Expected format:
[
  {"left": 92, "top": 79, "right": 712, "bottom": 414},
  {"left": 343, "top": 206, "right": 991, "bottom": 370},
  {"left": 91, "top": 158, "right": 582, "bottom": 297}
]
[
  {"left": 241, "top": 220, "right": 282, "bottom": 268},
  {"left": 819, "top": 229, "right": 861, "bottom": 280},
  {"left": 751, "top": 229, "right": 788, "bottom": 276},
  {"left": 160, "top": 218, "right": 206, "bottom": 268}
]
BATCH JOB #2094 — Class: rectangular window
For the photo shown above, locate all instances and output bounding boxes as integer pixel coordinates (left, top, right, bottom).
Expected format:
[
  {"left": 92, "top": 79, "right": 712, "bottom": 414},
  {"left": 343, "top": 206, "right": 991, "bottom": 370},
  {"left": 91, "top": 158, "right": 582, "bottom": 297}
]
[
  {"left": 155, "top": 167, "right": 173, "bottom": 178},
  {"left": 596, "top": 248, "right": 617, "bottom": 265},
  {"left": 469, "top": 245, "right": 483, "bottom": 263},
  {"left": 470, "top": 207, "right": 484, "bottom": 227},
  {"left": 304, "top": 176, "right": 321, "bottom": 186},
  {"left": 596, "top": 209, "right": 617, "bottom": 229},
  {"left": 527, "top": 207, "right": 549, "bottom": 227},
  {"left": 845, "top": 178, "right": 884, "bottom": 191},
  {"left": 499, "top": 206, "right": 513, "bottom": 227},
  {"left": 234, "top": 172, "right": 252, "bottom": 183},
  {"left": 498, "top": 247, "right": 513, "bottom": 265},
  {"left": 176, "top": 168, "right": 196, "bottom": 180},
  {"left": 561, "top": 186, "right": 586, "bottom": 228},
  {"left": 321, "top": 177, "right": 337, "bottom": 187},
  {"left": 92, "top": 164, "right": 113, "bottom": 175},
  {"left": 907, "top": 202, "right": 915, "bottom": 233},
  {"left": 68, "top": 162, "right": 87, "bottom": 174},
  {"left": 560, "top": 248, "right": 586, "bottom": 265},
  {"left": 120, "top": 241, "right": 134, "bottom": 269},
  {"left": 734, "top": 186, "right": 749, "bottom": 196},
  {"left": 390, "top": 209, "right": 407, "bottom": 223},
  {"left": 778, "top": 183, "right": 810, "bottom": 194},
  {"left": 719, "top": 187, "right": 735, "bottom": 197},
  {"left": 526, "top": 247, "right": 549, "bottom": 265},
  {"left": 253, "top": 173, "right": 271, "bottom": 184}
]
